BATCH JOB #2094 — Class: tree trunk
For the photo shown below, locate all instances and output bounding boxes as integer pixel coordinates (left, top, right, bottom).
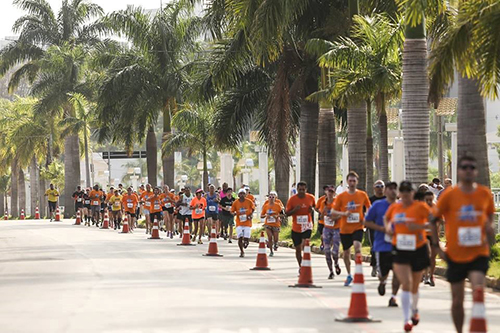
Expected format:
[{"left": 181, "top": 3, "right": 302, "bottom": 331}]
[
  {"left": 377, "top": 95, "right": 389, "bottom": 183},
  {"left": 0, "top": 190, "right": 4, "bottom": 217},
  {"left": 299, "top": 100, "right": 319, "bottom": 195},
  {"left": 10, "top": 159, "right": 18, "bottom": 218},
  {"left": 39, "top": 171, "right": 46, "bottom": 218},
  {"left": 63, "top": 134, "right": 81, "bottom": 217},
  {"left": 202, "top": 149, "right": 209, "bottom": 190},
  {"left": 457, "top": 76, "right": 490, "bottom": 186},
  {"left": 146, "top": 127, "right": 158, "bottom": 187},
  {"left": 401, "top": 25, "right": 430, "bottom": 185},
  {"left": 29, "top": 157, "right": 38, "bottom": 216},
  {"left": 18, "top": 168, "right": 26, "bottom": 216},
  {"left": 318, "top": 103, "right": 336, "bottom": 188},
  {"left": 366, "top": 100, "right": 374, "bottom": 196},
  {"left": 274, "top": 150, "right": 290, "bottom": 206},
  {"left": 348, "top": 101, "right": 367, "bottom": 191},
  {"left": 84, "top": 126, "right": 91, "bottom": 188},
  {"left": 162, "top": 101, "right": 175, "bottom": 187}
]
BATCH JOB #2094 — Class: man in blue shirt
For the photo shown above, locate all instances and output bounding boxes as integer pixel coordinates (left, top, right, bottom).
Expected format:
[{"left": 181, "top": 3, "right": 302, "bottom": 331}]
[{"left": 364, "top": 181, "right": 400, "bottom": 307}]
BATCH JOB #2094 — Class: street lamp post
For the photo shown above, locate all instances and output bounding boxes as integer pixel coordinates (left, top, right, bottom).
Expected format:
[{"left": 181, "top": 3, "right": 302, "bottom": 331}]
[{"left": 180, "top": 174, "right": 188, "bottom": 191}]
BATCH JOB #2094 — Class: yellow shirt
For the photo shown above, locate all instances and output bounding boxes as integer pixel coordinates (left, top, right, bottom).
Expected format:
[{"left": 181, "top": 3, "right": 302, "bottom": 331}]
[
  {"left": 45, "top": 189, "right": 59, "bottom": 202},
  {"left": 109, "top": 195, "right": 123, "bottom": 211}
]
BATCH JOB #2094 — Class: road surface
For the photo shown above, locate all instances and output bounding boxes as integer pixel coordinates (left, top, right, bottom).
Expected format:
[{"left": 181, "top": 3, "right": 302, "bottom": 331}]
[{"left": 1, "top": 219, "right": 499, "bottom": 333}]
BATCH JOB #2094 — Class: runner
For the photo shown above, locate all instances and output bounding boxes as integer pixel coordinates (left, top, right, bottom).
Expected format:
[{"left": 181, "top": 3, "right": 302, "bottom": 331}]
[
  {"left": 83, "top": 188, "right": 91, "bottom": 226},
  {"left": 162, "top": 185, "right": 176, "bottom": 238},
  {"left": 231, "top": 188, "right": 255, "bottom": 257},
  {"left": 105, "top": 187, "right": 114, "bottom": 227},
  {"left": 318, "top": 186, "right": 341, "bottom": 279},
  {"left": 369, "top": 180, "right": 387, "bottom": 277},
  {"left": 205, "top": 185, "right": 220, "bottom": 238},
  {"left": 72, "top": 186, "right": 85, "bottom": 220},
  {"left": 315, "top": 185, "right": 330, "bottom": 251},
  {"left": 44, "top": 183, "right": 59, "bottom": 221},
  {"left": 385, "top": 181, "right": 430, "bottom": 333},
  {"left": 423, "top": 191, "right": 437, "bottom": 286},
  {"left": 245, "top": 186, "right": 256, "bottom": 205},
  {"left": 220, "top": 187, "right": 235, "bottom": 243},
  {"left": 176, "top": 187, "right": 193, "bottom": 237},
  {"left": 100, "top": 188, "right": 107, "bottom": 223},
  {"left": 89, "top": 185, "right": 103, "bottom": 227},
  {"left": 108, "top": 189, "right": 123, "bottom": 230},
  {"left": 260, "top": 191, "right": 282, "bottom": 257},
  {"left": 140, "top": 184, "right": 154, "bottom": 234},
  {"left": 147, "top": 187, "right": 163, "bottom": 227},
  {"left": 364, "top": 181, "right": 400, "bottom": 307},
  {"left": 190, "top": 189, "right": 207, "bottom": 244},
  {"left": 332, "top": 171, "right": 371, "bottom": 286},
  {"left": 431, "top": 155, "right": 495, "bottom": 333},
  {"left": 285, "top": 181, "right": 316, "bottom": 271},
  {"left": 121, "top": 187, "right": 139, "bottom": 232},
  {"left": 117, "top": 183, "right": 124, "bottom": 195}
]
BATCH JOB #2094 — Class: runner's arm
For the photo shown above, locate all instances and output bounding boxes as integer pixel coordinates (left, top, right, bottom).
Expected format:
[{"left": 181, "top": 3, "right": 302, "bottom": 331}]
[
  {"left": 364, "top": 220, "right": 385, "bottom": 232},
  {"left": 486, "top": 214, "right": 495, "bottom": 246},
  {"left": 430, "top": 215, "right": 446, "bottom": 260}
]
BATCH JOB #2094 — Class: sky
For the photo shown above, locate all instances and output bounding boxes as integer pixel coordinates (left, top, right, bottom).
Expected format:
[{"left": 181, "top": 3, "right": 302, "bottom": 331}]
[{"left": 0, "top": 0, "right": 167, "bottom": 37}]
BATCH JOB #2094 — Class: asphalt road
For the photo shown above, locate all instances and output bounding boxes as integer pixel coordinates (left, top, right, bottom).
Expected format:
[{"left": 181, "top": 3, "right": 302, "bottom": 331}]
[{"left": 1, "top": 219, "right": 499, "bottom": 333}]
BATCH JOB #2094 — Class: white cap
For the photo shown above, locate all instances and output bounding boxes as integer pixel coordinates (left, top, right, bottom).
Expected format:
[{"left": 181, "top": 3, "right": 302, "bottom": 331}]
[
  {"left": 269, "top": 191, "right": 278, "bottom": 196},
  {"left": 244, "top": 186, "right": 250, "bottom": 191},
  {"left": 238, "top": 188, "right": 246, "bottom": 195}
]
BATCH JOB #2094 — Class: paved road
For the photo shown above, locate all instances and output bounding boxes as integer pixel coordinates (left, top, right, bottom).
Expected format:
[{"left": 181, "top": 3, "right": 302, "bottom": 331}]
[{"left": 1, "top": 219, "right": 499, "bottom": 333}]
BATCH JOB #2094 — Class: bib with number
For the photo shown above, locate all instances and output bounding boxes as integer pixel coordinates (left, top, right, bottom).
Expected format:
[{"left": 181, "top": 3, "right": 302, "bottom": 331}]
[
  {"left": 77, "top": 198, "right": 82, "bottom": 202},
  {"left": 267, "top": 216, "right": 276, "bottom": 223},
  {"left": 165, "top": 202, "right": 172, "bottom": 208},
  {"left": 85, "top": 200, "right": 90, "bottom": 205},
  {"left": 324, "top": 216, "right": 335, "bottom": 227},
  {"left": 127, "top": 203, "right": 133, "bottom": 208},
  {"left": 209, "top": 206, "right": 216, "bottom": 212},
  {"left": 195, "top": 208, "right": 203, "bottom": 215},
  {"left": 396, "top": 234, "right": 416, "bottom": 251},
  {"left": 239, "top": 214, "right": 247, "bottom": 222},
  {"left": 458, "top": 226, "right": 482, "bottom": 247},
  {"left": 114, "top": 201, "right": 120, "bottom": 207},
  {"left": 297, "top": 215, "right": 309, "bottom": 224},
  {"left": 92, "top": 201, "right": 99, "bottom": 205},
  {"left": 154, "top": 204, "right": 161, "bottom": 210},
  {"left": 347, "top": 213, "right": 360, "bottom": 223},
  {"left": 144, "top": 201, "right": 151, "bottom": 207}
]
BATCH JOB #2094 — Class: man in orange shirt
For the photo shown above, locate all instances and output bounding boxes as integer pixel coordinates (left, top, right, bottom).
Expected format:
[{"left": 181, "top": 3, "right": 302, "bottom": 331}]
[
  {"left": 431, "top": 156, "right": 495, "bottom": 333},
  {"left": 231, "top": 188, "right": 255, "bottom": 257},
  {"left": 190, "top": 189, "right": 207, "bottom": 244},
  {"left": 140, "top": 184, "right": 154, "bottom": 234},
  {"left": 332, "top": 171, "right": 371, "bottom": 286},
  {"left": 162, "top": 185, "right": 176, "bottom": 239},
  {"left": 285, "top": 181, "right": 316, "bottom": 269},
  {"left": 122, "top": 187, "right": 139, "bottom": 231},
  {"left": 147, "top": 187, "right": 163, "bottom": 227},
  {"left": 89, "top": 185, "right": 103, "bottom": 227}
]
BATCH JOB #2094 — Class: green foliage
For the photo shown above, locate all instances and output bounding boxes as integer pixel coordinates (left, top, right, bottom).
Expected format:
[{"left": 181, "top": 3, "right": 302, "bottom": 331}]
[
  {"left": 40, "top": 161, "right": 64, "bottom": 191},
  {"left": 490, "top": 243, "right": 500, "bottom": 262},
  {"left": 490, "top": 172, "right": 500, "bottom": 189}
]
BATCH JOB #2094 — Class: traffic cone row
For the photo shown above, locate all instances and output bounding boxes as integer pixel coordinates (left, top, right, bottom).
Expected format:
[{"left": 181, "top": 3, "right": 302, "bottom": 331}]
[
  {"left": 34, "top": 207, "right": 40, "bottom": 219},
  {"left": 149, "top": 218, "right": 161, "bottom": 239},
  {"left": 54, "top": 207, "right": 61, "bottom": 222},
  {"left": 177, "top": 220, "right": 195, "bottom": 246},
  {"left": 101, "top": 212, "right": 109, "bottom": 229},
  {"left": 120, "top": 215, "right": 130, "bottom": 234},
  {"left": 250, "top": 231, "right": 270, "bottom": 270},
  {"left": 470, "top": 286, "right": 487, "bottom": 332},
  {"left": 74, "top": 211, "right": 81, "bottom": 225},
  {"left": 289, "top": 239, "right": 319, "bottom": 288},
  {"left": 20, "top": 209, "right": 25, "bottom": 220},
  {"left": 203, "top": 225, "right": 222, "bottom": 257}
]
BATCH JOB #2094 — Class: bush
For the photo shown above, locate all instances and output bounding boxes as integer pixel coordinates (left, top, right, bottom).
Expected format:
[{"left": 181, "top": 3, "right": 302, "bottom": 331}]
[
  {"left": 491, "top": 243, "right": 500, "bottom": 262},
  {"left": 495, "top": 233, "right": 500, "bottom": 244}
]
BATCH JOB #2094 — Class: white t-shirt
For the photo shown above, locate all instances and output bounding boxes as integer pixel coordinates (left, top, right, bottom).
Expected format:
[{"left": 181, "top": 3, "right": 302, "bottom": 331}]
[{"left": 179, "top": 194, "right": 193, "bottom": 215}]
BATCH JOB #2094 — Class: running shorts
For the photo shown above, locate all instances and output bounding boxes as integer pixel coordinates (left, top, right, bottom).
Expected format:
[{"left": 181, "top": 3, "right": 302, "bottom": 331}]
[
  {"left": 446, "top": 256, "right": 489, "bottom": 283},
  {"left": 392, "top": 245, "right": 430, "bottom": 272},
  {"left": 340, "top": 229, "right": 364, "bottom": 251},
  {"left": 291, "top": 230, "right": 312, "bottom": 247}
]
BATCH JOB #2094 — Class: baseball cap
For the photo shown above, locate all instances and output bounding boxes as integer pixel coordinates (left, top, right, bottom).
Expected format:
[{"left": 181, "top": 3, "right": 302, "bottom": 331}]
[
  {"left": 196, "top": 189, "right": 203, "bottom": 194},
  {"left": 238, "top": 188, "right": 246, "bottom": 195}
]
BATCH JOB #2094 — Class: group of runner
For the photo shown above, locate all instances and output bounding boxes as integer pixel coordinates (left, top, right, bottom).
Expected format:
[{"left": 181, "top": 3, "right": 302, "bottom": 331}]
[{"left": 45, "top": 154, "right": 493, "bottom": 333}]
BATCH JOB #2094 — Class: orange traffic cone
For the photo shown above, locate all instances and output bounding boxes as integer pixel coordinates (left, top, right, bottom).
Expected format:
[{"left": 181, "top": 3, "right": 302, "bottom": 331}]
[
  {"left": 203, "top": 225, "right": 223, "bottom": 257},
  {"left": 289, "top": 239, "right": 320, "bottom": 288},
  {"left": 250, "top": 231, "right": 270, "bottom": 270},
  {"left": 35, "top": 207, "right": 40, "bottom": 219},
  {"left": 74, "top": 211, "right": 81, "bottom": 225},
  {"left": 336, "top": 253, "right": 379, "bottom": 322},
  {"left": 149, "top": 218, "right": 161, "bottom": 239},
  {"left": 20, "top": 209, "right": 25, "bottom": 220},
  {"left": 120, "top": 215, "right": 130, "bottom": 233},
  {"left": 4, "top": 211, "right": 8, "bottom": 220},
  {"left": 177, "top": 220, "right": 195, "bottom": 246},
  {"left": 54, "top": 207, "right": 61, "bottom": 222},
  {"left": 469, "top": 286, "right": 487, "bottom": 332},
  {"left": 101, "top": 212, "right": 109, "bottom": 229}
]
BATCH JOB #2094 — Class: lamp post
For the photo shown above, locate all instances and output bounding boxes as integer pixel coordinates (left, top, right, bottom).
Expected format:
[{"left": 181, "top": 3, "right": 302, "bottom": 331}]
[
  {"left": 103, "top": 170, "right": 109, "bottom": 189},
  {"left": 180, "top": 174, "right": 188, "bottom": 191}
]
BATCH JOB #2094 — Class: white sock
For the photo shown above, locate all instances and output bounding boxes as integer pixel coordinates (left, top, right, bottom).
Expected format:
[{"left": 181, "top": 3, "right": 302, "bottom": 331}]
[
  {"left": 391, "top": 294, "right": 397, "bottom": 299},
  {"left": 412, "top": 292, "right": 419, "bottom": 314},
  {"left": 401, "top": 291, "right": 412, "bottom": 323}
]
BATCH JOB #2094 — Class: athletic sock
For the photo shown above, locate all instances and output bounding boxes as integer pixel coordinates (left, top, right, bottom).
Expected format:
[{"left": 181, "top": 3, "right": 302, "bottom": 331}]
[
  {"left": 401, "top": 291, "right": 411, "bottom": 323},
  {"left": 411, "top": 292, "right": 419, "bottom": 314}
]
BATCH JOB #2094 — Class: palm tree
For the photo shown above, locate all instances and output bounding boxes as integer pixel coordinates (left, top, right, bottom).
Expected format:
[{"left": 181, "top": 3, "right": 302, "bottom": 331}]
[
  {"left": 0, "top": 175, "right": 10, "bottom": 217},
  {"left": 163, "top": 103, "right": 218, "bottom": 189},
  {"left": 0, "top": 0, "right": 105, "bottom": 217},
  {"left": 96, "top": 3, "right": 201, "bottom": 187}
]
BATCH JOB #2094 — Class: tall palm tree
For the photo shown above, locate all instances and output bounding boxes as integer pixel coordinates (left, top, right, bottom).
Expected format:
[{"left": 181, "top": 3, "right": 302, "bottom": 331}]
[
  {"left": 0, "top": 0, "right": 105, "bottom": 216},
  {"left": 0, "top": 175, "right": 10, "bottom": 217},
  {"left": 163, "top": 103, "right": 218, "bottom": 189},
  {"left": 96, "top": 3, "right": 201, "bottom": 187}
]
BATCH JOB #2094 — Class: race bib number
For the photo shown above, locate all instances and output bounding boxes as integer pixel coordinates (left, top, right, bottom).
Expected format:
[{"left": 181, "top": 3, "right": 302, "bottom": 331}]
[
  {"left": 195, "top": 208, "right": 203, "bottom": 215},
  {"left": 144, "top": 201, "right": 151, "bottom": 207},
  {"left": 267, "top": 216, "right": 276, "bottom": 223},
  {"left": 77, "top": 198, "right": 82, "bottom": 202},
  {"left": 324, "top": 216, "right": 335, "bottom": 227},
  {"left": 396, "top": 234, "right": 416, "bottom": 251},
  {"left": 165, "top": 202, "right": 172, "bottom": 208},
  {"left": 347, "top": 213, "right": 360, "bottom": 223},
  {"left": 85, "top": 200, "right": 90, "bottom": 205},
  {"left": 458, "top": 226, "right": 482, "bottom": 247},
  {"left": 127, "top": 203, "right": 133, "bottom": 208},
  {"left": 114, "top": 201, "right": 120, "bottom": 207},
  {"left": 239, "top": 214, "right": 247, "bottom": 222},
  {"left": 209, "top": 206, "right": 216, "bottom": 212},
  {"left": 92, "top": 201, "right": 99, "bottom": 205},
  {"left": 297, "top": 215, "right": 309, "bottom": 224}
]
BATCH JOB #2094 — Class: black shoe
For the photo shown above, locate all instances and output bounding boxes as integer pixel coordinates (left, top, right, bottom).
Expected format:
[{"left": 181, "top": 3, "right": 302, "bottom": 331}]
[
  {"left": 378, "top": 282, "right": 386, "bottom": 296},
  {"left": 429, "top": 276, "right": 435, "bottom": 287},
  {"left": 335, "top": 264, "right": 341, "bottom": 276},
  {"left": 328, "top": 272, "right": 334, "bottom": 280},
  {"left": 371, "top": 266, "right": 377, "bottom": 277},
  {"left": 388, "top": 297, "right": 398, "bottom": 307}
]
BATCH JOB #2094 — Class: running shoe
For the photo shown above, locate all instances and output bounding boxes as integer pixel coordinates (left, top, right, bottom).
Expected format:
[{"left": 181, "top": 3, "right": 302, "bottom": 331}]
[
  {"left": 378, "top": 282, "right": 386, "bottom": 296},
  {"left": 424, "top": 276, "right": 430, "bottom": 285},
  {"left": 269, "top": 251, "right": 274, "bottom": 257},
  {"left": 274, "top": 244, "right": 278, "bottom": 251},
  {"left": 320, "top": 244, "right": 324, "bottom": 251},
  {"left": 371, "top": 266, "right": 377, "bottom": 277},
  {"left": 404, "top": 321, "right": 413, "bottom": 332},
  {"left": 244, "top": 241, "right": 249, "bottom": 249},
  {"left": 388, "top": 297, "right": 398, "bottom": 307},
  {"left": 429, "top": 276, "right": 435, "bottom": 287},
  {"left": 411, "top": 312, "right": 420, "bottom": 326},
  {"left": 335, "top": 264, "right": 341, "bottom": 275},
  {"left": 228, "top": 239, "right": 232, "bottom": 243},
  {"left": 170, "top": 234, "right": 173, "bottom": 239},
  {"left": 239, "top": 253, "right": 244, "bottom": 258},
  {"left": 344, "top": 275, "right": 353, "bottom": 287},
  {"left": 198, "top": 239, "right": 203, "bottom": 245},
  {"left": 328, "top": 272, "right": 334, "bottom": 280}
]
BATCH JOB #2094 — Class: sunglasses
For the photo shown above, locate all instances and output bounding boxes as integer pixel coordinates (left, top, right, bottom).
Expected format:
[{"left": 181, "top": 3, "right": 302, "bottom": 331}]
[
  {"left": 459, "top": 164, "right": 476, "bottom": 170},
  {"left": 374, "top": 184, "right": 384, "bottom": 188}
]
